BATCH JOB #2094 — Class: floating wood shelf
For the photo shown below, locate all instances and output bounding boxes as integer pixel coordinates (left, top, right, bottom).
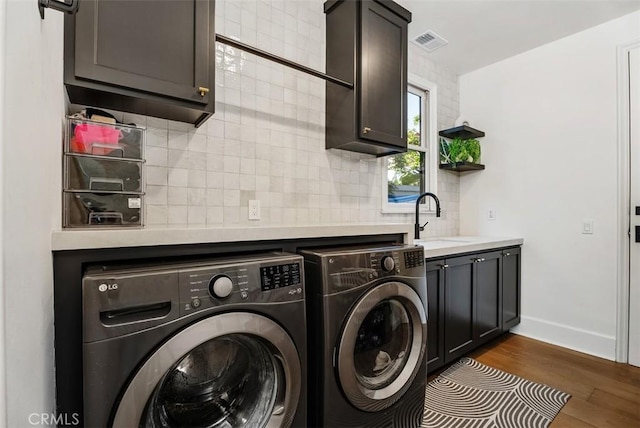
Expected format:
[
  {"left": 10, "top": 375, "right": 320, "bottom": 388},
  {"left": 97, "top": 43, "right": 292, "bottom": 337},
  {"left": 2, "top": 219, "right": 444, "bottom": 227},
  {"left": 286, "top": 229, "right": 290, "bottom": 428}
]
[
  {"left": 439, "top": 162, "right": 486, "bottom": 172},
  {"left": 439, "top": 125, "right": 485, "bottom": 140}
]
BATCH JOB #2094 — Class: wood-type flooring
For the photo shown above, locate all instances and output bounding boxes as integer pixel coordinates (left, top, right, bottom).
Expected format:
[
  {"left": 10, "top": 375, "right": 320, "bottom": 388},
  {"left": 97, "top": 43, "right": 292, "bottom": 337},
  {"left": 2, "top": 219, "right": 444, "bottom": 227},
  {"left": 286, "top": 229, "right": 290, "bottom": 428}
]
[{"left": 432, "top": 334, "right": 640, "bottom": 428}]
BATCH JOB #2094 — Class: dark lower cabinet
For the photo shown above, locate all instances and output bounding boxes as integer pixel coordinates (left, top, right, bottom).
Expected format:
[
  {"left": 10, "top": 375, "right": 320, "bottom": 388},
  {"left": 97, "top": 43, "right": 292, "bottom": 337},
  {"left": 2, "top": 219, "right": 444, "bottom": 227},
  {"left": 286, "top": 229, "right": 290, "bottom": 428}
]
[
  {"left": 65, "top": 0, "right": 215, "bottom": 126},
  {"left": 443, "top": 255, "right": 475, "bottom": 363},
  {"left": 474, "top": 251, "right": 502, "bottom": 344},
  {"left": 426, "top": 260, "right": 445, "bottom": 371},
  {"left": 426, "top": 246, "right": 521, "bottom": 374},
  {"left": 502, "top": 247, "right": 522, "bottom": 331}
]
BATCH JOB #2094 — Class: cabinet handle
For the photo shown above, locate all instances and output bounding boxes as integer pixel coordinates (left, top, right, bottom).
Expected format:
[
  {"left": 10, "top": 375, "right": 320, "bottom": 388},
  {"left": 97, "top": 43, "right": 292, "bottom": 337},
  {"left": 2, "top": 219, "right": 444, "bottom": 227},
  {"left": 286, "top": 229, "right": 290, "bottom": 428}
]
[
  {"left": 473, "top": 257, "right": 486, "bottom": 263},
  {"left": 198, "top": 86, "right": 210, "bottom": 97},
  {"left": 504, "top": 252, "right": 510, "bottom": 257},
  {"left": 363, "top": 127, "right": 371, "bottom": 134},
  {"left": 438, "top": 264, "right": 449, "bottom": 269}
]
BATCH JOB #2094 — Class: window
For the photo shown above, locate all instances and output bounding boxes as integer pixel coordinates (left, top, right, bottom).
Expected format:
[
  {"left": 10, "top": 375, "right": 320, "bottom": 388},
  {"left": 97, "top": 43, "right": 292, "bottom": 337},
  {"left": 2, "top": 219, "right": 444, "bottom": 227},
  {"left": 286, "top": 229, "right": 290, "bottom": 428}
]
[{"left": 382, "top": 75, "right": 438, "bottom": 213}]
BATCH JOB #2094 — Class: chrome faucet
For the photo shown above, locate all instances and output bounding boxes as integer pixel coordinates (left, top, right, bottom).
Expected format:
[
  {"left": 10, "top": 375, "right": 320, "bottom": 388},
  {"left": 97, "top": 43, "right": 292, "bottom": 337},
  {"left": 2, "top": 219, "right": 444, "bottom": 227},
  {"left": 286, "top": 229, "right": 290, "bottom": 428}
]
[{"left": 415, "top": 192, "right": 442, "bottom": 239}]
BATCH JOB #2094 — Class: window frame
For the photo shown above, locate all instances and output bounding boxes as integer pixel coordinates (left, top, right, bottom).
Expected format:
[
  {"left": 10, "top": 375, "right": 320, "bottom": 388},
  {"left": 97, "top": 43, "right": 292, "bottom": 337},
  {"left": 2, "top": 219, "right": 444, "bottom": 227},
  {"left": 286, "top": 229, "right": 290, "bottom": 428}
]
[{"left": 381, "top": 74, "right": 438, "bottom": 214}]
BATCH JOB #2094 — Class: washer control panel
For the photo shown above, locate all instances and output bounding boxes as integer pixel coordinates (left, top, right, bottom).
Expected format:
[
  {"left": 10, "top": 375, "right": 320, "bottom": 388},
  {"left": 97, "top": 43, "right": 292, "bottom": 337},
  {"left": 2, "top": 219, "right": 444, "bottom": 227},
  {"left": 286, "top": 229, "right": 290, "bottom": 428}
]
[
  {"left": 178, "top": 254, "right": 304, "bottom": 316},
  {"left": 81, "top": 253, "right": 304, "bottom": 341},
  {"left": 260, "top": 262, "right": 301, "bottom": 291}
]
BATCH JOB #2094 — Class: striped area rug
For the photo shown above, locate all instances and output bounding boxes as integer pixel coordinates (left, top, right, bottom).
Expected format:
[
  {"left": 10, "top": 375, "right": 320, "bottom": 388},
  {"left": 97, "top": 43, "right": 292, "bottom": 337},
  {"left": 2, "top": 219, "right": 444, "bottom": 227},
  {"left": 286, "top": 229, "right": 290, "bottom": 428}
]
[{"left": 423, "top": 357, "right": 570, "bottom": 428}]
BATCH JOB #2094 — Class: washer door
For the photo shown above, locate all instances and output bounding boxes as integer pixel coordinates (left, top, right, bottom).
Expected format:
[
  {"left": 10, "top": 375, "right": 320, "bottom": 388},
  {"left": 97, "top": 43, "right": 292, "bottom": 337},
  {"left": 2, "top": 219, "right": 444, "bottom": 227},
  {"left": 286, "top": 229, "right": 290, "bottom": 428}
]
[
  {"left": 337, "top": 281, "right": 426, "bottom": 412},
  {"left": 112, "top": 312, "right": 300, "bottom": 428}
]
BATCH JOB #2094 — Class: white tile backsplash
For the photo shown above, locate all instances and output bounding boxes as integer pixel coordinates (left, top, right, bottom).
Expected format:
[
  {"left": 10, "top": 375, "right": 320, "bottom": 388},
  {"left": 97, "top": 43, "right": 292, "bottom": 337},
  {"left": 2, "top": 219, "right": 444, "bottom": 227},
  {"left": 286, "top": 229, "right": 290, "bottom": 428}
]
[
  {"left": 168, "top": 205, "right": 188, "bottom": 225},
  {"left": 146, "top": 166, "right": 168, "bottom": 186},
  {"left": 167, "top": 168, "right": 188, "bottom": 187},
  {"left": 168, "top": 187, "right": 188, "bottom": 205},
  {"left": 140, "top": 0, "right": 460, "bottom": 236}
]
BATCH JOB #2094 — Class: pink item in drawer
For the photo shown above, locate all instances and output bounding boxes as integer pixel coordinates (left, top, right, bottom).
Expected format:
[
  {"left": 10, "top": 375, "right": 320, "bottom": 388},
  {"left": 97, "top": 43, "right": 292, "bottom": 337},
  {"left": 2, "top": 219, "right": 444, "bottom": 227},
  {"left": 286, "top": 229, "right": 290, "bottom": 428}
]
[{"left": 72, "top": 124, "right": 123, "bottom": 156}]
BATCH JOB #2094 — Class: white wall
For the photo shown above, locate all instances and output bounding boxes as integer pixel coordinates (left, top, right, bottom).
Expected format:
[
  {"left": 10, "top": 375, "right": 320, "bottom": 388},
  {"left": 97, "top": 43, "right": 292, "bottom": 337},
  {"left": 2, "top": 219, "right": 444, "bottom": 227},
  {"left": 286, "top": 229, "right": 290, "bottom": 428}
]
[
  {"left": 459, "top": 11, "right": 640, "bottom": 359},
  {"left": 1, "top": 1, "right": 64, "bottom": 425}
]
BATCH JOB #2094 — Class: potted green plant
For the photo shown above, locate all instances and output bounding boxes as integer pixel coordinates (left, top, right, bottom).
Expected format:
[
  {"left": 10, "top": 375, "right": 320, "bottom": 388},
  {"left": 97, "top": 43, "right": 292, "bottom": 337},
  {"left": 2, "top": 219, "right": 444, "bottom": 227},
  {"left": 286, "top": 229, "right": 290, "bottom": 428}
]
[{"left": 440, "top": 137, "right": 481, "bottom": 164}]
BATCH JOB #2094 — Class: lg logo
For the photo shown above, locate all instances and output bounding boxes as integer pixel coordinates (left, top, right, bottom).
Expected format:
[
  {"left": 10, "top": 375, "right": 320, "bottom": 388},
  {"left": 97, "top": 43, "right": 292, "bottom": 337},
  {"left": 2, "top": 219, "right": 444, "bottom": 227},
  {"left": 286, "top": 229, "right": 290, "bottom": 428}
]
[{"left": 98, "top": 283, "right": 118, "bottom": 292}]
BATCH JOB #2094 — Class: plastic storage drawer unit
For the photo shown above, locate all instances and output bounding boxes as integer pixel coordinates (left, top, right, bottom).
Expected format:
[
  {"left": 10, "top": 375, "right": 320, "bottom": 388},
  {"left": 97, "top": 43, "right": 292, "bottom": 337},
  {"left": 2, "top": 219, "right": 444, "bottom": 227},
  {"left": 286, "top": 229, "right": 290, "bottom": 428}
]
[
  {"left": 63, "top": 116, "right": 145, "bottom": 228},
  {"left": 64, "top": 192, "right": 142, "bottom": 227},
  {"left": 67, "top": 118, "right": 144, "bottom": 159},
  {"left": 65, "top": 156, "right": 142, "bottom": 193}
]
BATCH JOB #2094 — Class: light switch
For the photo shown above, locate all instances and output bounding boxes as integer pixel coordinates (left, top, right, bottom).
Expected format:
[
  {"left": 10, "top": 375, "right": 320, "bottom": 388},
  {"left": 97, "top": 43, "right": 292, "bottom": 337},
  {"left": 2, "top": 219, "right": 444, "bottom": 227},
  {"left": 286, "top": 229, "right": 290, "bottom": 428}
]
[{"left": 582, "top": 220, "right": 594, "bottom": 234}]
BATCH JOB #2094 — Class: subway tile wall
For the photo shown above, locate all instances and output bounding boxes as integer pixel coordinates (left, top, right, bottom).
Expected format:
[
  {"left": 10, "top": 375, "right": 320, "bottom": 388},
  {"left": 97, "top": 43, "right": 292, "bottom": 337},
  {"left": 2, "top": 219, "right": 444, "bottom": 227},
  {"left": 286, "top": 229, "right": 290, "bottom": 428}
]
[{"left": 121, "top": 0, "right": 460, "bottom": 237}]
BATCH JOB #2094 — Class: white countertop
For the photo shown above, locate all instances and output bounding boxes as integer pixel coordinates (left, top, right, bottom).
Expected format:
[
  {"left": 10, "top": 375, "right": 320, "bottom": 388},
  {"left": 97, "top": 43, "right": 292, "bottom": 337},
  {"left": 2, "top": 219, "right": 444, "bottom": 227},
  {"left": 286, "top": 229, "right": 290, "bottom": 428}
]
[
  {"left": 414, "top": 236, "right": 524, "bottom": 259},
  {"left": 51, "top": 224, "right": 523, "bottom": 254},
  {"left": 51, "top": 223, "right": 414, "bottom": 251}
]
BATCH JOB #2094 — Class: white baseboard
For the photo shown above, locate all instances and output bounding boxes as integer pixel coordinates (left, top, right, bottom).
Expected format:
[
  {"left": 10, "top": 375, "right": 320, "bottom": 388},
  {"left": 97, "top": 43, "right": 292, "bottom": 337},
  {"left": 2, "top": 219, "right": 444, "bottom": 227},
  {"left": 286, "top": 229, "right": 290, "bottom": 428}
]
[{"left": 510, "top": 315, "right": 616, "bottom": 361}]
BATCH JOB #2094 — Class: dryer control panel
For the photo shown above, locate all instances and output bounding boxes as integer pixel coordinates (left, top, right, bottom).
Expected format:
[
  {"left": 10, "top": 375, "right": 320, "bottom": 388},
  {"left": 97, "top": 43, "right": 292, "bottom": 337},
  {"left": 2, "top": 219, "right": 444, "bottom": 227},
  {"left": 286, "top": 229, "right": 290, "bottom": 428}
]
[
  {"left": 370, "top": 251, "right": 401, "bottom": 275},
  {"left": 404, "top": 249, "right": 424, "bottom": 269},
  {"left": 300, "top": 245, "right": 425, "bottom": 295}
]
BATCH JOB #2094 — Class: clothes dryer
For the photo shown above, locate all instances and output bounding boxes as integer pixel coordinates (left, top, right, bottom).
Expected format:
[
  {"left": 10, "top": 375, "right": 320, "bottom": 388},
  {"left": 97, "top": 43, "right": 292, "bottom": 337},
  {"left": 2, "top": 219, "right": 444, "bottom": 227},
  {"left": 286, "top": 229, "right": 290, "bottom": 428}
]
[{"left": 301, "top": 244, "right": 426, "bottom": 428}]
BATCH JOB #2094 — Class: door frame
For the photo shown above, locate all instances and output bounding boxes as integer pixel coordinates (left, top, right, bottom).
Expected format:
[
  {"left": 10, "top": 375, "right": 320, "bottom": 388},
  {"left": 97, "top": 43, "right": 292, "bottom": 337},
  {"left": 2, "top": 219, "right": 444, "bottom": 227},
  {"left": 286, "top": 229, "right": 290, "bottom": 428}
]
[{"left": 616, "top": 40, "right": 640, "bottom": 363}]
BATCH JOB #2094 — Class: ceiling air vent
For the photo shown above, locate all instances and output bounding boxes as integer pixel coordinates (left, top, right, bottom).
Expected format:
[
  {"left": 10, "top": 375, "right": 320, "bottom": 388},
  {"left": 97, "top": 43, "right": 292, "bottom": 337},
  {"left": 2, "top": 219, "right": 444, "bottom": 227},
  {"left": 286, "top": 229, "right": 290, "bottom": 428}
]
[{"left": 412, "top": 30, "right": 448, "bottom": 53}]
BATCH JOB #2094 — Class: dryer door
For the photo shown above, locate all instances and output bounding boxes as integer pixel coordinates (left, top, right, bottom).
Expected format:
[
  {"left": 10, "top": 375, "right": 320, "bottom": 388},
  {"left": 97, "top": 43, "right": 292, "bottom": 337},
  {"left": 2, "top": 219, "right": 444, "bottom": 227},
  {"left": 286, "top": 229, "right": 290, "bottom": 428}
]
[
  {"left": 337, "top": 281, "right": 427, "bottom": 412},
  {"left": 112, "top": 312, "right": 300, "bottom": 428}
]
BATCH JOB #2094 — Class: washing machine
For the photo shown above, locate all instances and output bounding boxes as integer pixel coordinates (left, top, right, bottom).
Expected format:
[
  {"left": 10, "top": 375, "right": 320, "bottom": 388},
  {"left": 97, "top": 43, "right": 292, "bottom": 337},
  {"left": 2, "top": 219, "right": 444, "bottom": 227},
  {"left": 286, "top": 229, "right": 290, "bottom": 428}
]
[
  {"left": 300, "top": 244, "right": 427, "bottom": 428},
  {"left": 82, "top": 252, "right": 306, "bottom": 428}
]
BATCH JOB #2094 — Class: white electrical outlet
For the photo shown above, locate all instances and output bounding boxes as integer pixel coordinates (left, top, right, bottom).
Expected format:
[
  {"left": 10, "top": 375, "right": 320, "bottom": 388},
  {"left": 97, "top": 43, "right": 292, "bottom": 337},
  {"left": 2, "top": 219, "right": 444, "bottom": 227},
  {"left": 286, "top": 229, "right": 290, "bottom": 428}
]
[
  {"left": 249, "top": 200, "right": 261, "bottom": 221},
  {"left": 582, "top": 219, "right": 594, "bottom": 234},
  {"left": 488, "top": 209, "right": 496, "bottom": 221}
]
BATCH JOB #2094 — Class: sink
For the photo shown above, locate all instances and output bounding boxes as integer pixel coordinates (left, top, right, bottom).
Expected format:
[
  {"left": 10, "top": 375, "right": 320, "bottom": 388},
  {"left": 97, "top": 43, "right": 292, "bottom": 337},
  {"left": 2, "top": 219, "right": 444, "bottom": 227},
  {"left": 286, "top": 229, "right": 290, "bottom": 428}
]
[
  {"left": 414, "top": 237, "right": 476, "bottom": 247},
  {"left": 416, "top": 236, "right": 477, "bottom": 244},
  {"left": 415, "top": 239, "right": 467, "bottom": 247},
  {"left": 413, "top": 236, "right": 524, "bottom": 256}
]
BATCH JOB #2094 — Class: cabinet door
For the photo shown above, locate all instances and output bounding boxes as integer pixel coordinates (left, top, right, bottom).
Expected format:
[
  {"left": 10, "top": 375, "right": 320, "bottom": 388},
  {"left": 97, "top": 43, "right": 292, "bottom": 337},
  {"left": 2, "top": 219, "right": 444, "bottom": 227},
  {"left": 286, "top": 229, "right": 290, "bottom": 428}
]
[
  {"left": 425, "top": 260, "right": 446, "bottom": 373},
  {"left": 502, "top": 247, "right": 521, "bottom": 331},
  {"left": 359, "top": 0, "right": 407, "bottom": 148},
  {"left": 443, "top": 255, "right": 475, "bottom": 363},
  {"left": 74, "top": 0, "right": 211, "bottom": 105},
  {"left": 473, "top": 251, "right": 502, "bottom": 345}
]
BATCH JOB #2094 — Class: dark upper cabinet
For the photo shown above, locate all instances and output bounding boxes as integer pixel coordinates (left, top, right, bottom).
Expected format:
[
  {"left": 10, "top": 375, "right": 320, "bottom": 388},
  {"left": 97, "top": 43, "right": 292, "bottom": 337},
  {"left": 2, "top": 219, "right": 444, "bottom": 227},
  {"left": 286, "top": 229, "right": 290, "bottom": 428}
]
[
  {"left": 502, "top": 247, "right": 522, "bottom": 331},
  {"left": 324, "top": 0, "right": 411, "bottom": 156},
  {"left": 64, "top": 0, "right": 215, "bottom": 127}
]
